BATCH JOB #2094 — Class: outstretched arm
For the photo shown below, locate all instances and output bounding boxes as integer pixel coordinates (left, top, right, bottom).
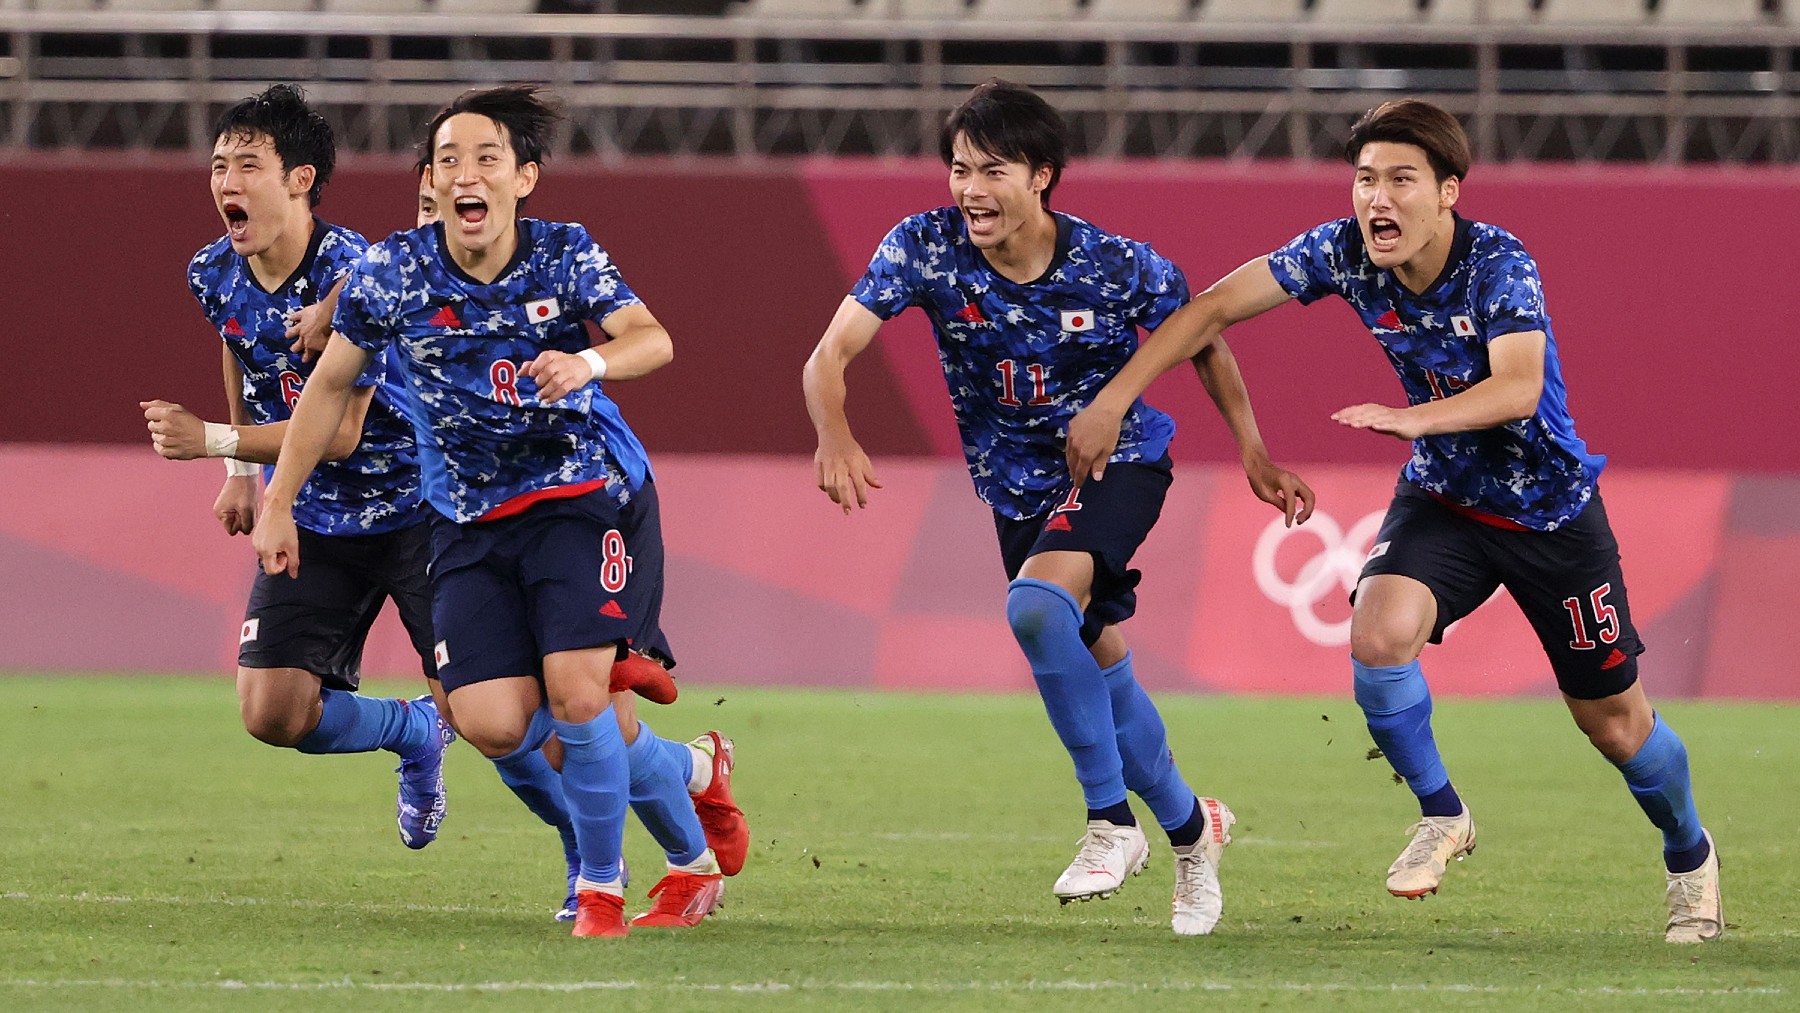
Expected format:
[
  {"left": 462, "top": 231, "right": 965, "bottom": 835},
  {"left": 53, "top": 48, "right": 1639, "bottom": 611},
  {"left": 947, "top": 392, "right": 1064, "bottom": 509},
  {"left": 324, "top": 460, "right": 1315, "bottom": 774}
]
[
  {"left": 1332, "top": 330, "right": 1546, "bottom": 440},
  {"left": 802, "top": 296, "right": 886, "bottom": 514},
  {"left": 1191, "top": 336, "right": 1314, "bottom": 527},
  {"left": 253, "top": 335, "right": 375, "bottom": 577},
  {"left": 1066, "top": 256, "right": 1294, "bottom": 483},
  {"left": 521, "top": 302, "right": 676, "bottom": 401}
]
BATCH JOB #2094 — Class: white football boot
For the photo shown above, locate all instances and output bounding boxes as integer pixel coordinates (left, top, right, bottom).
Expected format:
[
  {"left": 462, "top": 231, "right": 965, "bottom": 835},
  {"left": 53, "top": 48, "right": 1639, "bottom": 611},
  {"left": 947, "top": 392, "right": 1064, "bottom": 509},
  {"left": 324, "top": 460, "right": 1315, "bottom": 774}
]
[
  {"left": 1664, "top": 830, "right": 1722, "bottom": 944},
  {"left": 1053, "top": 820, "right": 1150, "bottom": 903},
  {"left": 1170, "top": 797, "right": 1235, "bottom": 936},
  {"left": 1385, "top": 806, "right": 1477, "bottom": 898}
]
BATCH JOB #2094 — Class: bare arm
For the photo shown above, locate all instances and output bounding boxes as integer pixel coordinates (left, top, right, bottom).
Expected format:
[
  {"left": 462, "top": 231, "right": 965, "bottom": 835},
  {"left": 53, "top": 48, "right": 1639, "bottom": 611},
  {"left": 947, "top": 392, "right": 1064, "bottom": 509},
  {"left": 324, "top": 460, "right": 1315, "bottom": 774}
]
[
  {"left": 802, "top": 296, "right": 886, "bottom": 513},
  {"left": 1332, "top": 330, "right": 1546, "bottom": 440},
  {"left": 1192, "top": 336, "right": 1315, "bottom": 526},
  {"left": 521, "top": 303, "right": 676, "bottom": 401},
  {"left": 1066, "top": 257, "right": 1294, "bottom": 483},
  {"left": 141, "top": 376, "right": 373, "bottom": 464},
  {"left": 252, "top": 335, "right": 375, "bottom": 577}
]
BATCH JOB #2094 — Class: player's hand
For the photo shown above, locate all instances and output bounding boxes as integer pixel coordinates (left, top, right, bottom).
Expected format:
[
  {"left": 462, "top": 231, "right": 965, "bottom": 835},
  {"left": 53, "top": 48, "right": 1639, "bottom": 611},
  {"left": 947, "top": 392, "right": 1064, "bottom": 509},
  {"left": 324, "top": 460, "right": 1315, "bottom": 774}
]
[
  {"left": 814, "top": 438, "right": 883, "bottom": 514},
  {"left": 1065, "top": 402, "right": 1125, "bottom": 486},
  {"left": 285, "top": 303, "right": 332, "bottom": 363},
  {"left": 520, "top": 349, "right": 593, "bottom": 403},
  {"left": 252, "top": 504, "right": 301, "bottom": 578},
  {"left": 1331, "top": 402, "right": 1425, "bottom": 441},
  {"left": 140, "top": 400, "right": 208, "bottom": 460},
  {"left": 1244, "top": 455, "right": 1316, "bottom": 528},
  {"left": 214, "top": 475, "right": 260, "bottom": 536}
]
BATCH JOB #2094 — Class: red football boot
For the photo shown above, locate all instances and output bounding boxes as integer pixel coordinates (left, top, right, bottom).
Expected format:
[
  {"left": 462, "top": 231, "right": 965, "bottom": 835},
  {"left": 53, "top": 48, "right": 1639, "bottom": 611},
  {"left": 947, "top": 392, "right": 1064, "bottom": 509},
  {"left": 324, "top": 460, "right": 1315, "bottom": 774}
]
[
  {"left": 629, "top": 872, "right": 726, "bottom": 928},
  {"left": 609, "top": 651, "right": 678, "bottom": 705},
  {"left": 689, "top": 731, "right": 749, "bottom": 876},
  {"left": 570, "top": 890, "right": 629, "bottom": 938}
]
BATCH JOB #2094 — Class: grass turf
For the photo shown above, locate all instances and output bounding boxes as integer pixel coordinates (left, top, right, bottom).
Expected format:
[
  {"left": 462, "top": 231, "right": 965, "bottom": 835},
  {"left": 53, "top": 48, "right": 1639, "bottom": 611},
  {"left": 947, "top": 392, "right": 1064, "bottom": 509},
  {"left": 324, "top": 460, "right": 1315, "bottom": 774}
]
[{"left": 0, "top": 676, "right": 1792, "bottom": 1012}]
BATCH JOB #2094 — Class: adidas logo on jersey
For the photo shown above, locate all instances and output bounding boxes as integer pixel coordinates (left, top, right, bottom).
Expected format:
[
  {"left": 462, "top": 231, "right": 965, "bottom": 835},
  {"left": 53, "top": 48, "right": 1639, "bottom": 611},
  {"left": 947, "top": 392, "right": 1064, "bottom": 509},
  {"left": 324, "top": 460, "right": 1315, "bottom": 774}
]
[
  {"left": 223, "top": 317, "right": 246, "bottom": 337},
  {"left": 429, "top": 304, "right": 463, "bottom": 328}
]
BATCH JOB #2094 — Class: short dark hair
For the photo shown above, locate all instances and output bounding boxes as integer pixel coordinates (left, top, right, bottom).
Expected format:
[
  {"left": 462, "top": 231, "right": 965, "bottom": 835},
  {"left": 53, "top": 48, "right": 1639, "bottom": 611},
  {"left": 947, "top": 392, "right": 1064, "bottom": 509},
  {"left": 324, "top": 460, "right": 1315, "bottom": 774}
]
[
  {"left": 939, "top": 78, "right": 1068, "bottom": 207},
  {"left": 211, "top": 84, "right": 335, "bottom": 207},
  {"left": 420, "top": 84, "right": 561, "bottom": 172},
  {"left": 1344, "top": 99, "right": 1472, "bottom": 184}
]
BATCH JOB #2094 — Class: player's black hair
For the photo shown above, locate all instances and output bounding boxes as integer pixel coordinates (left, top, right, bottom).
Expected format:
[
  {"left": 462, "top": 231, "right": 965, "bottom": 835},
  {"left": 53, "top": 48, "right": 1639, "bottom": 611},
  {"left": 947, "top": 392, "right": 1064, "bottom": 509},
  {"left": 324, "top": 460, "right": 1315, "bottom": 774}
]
[
  {"left": 421, "top": 83, "right": 561, "bottom": 173},
  {"left": 1344, "top": 99, "right": 1472, "bottom": 184},
  {"left": 211, "top": 83, "right": 335, "bottom": 207},
  {"left": 939, "top": 78, "right": 1068, "bottom": 208}
]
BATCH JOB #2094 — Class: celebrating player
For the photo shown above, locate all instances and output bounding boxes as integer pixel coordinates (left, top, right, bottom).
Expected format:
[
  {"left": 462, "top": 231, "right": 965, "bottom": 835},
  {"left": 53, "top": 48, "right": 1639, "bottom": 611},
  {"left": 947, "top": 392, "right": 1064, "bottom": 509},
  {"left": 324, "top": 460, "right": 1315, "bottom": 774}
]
[
  {"left": 1066, "top": 98, "right": 1720, "bottom": 943},
  {"left": 803, "top": 79, "right": 1312, "bottom": 937},
  {"left": 255, "top": 85, "right": 744, "bottom": 938},
  {"left": 140, "top": 84, "right": 453, "bottom": 850}
]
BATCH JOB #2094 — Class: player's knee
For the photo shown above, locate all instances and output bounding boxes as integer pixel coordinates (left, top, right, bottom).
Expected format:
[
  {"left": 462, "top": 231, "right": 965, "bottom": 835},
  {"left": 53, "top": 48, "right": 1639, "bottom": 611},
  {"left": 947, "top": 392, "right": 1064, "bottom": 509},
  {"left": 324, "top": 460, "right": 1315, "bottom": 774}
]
[
  {"left": 240, "top": 701, "right": 309, "bottom": 748},
  {"left": 458, "top": 718, "right": 526, "bottom": 760},
  {"left": 1006, "top": 578, "right": 1081, "bottom": 648},
  {"left": 1349, "top": 619, "right": 1424, "bottom": 668}
]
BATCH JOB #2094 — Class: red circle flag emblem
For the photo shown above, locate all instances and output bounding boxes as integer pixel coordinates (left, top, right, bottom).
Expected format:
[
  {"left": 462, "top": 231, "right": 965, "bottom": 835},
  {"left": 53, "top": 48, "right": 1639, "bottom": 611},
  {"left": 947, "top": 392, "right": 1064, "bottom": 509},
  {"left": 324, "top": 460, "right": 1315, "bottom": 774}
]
[{"left": 1071, "top": 315, "right": 1086, "bottom": 327}]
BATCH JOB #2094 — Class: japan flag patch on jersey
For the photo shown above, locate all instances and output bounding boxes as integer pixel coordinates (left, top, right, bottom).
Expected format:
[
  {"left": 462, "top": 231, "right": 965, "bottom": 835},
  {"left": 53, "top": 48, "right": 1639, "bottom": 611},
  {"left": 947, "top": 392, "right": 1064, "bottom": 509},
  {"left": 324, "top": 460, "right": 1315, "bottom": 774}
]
[
  {"left": 1060, "top": 309, "right": 1095, "bottom": 333},
  {"left": 1451, "top": 314, "right": 1477, "bottom": 337},
  {"left": 433, "top": 641, "right": 450, "bottom": 668},
  {"left": 525, "top": 297, "right": 562, "bottom": 324},
  {"left": 239, "top": 618, "right": 260, "bottom": 644}
]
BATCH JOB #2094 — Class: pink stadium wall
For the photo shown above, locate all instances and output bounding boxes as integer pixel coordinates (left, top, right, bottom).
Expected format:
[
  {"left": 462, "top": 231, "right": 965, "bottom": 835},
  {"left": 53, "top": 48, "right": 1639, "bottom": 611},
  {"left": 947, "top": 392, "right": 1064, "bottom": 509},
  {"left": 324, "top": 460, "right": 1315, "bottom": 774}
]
[{"left": 1, "top": 159, "right": 1795, "bottom": 697}]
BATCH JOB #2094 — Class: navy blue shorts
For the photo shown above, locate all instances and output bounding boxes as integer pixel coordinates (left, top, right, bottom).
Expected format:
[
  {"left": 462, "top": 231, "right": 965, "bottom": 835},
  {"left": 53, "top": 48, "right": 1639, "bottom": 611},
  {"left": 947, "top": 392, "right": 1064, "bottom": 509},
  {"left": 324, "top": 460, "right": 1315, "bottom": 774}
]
[
  {"left": 995, "top": 456, "right": 1172, "bottom": 646},
  {"left": 1357, "top": 480, "right": 1644, "bottom": 700},
  {"left": 428, "top": 483, "right": 673, "bottom": 693},
  {"left": 239, "top": 522, "right": 437, "bottom": 691}
]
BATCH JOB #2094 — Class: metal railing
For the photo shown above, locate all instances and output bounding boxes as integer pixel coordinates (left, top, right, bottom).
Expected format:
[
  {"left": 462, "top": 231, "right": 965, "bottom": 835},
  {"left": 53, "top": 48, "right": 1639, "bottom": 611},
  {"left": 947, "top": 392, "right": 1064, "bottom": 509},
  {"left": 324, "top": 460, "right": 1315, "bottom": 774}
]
[{"left": 3, "top": 11, "right": 1798, "bottom": 162}]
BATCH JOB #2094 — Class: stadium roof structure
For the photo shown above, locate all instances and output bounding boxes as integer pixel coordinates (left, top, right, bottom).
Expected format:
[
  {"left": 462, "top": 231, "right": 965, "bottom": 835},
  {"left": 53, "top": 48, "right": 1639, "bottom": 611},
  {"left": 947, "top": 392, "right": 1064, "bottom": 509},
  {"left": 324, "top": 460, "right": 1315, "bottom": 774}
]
[{"left": 2, "top": 9, "right": 1798, "bottom": 163}]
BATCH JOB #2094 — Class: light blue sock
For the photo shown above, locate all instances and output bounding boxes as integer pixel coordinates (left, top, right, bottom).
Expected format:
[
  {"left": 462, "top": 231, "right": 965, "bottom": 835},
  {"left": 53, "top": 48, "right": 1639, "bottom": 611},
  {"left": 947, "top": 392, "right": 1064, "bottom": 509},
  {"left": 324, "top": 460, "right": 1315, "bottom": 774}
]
[
  {"left": 1100, "top": 652, "right": 1195, "bottom": 830},
  {"left": 626, "top": 722, "right": 707, "bottom": 866},
  {"left": 296, "top": 689, "right": 434, "bottom": 757},
  {"left": 1353, "top": 659, "right": 1454, "bottom": 804},
  {"left": 491, "top": 707, "right": 573, "bottom": 839},
  {"left": 1007, "top": 578, "right": 1127, "bottom": 810},
  {"left": 551, "top": 709, "right": 629, "bottom": 885},
  {"left": 1616, "top": 714, "right": 1706, "bottom": 860}
]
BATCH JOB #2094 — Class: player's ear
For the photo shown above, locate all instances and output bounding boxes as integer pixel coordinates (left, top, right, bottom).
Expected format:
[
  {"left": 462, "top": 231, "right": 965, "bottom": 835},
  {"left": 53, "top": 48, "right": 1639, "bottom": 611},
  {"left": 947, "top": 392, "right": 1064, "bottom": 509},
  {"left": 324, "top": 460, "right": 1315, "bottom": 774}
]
[
  {"left": 516, "top": 160, "right": 540, "bottom": 201},
  {"left": 287, "top": 163, "right": 316, "bottom": 201},
  {"left": 1439, "top": 174, "right": 1460, "bottom": 211},
  {"left": 1030, "top": 162, "right": 1052, "bottom": 196}
]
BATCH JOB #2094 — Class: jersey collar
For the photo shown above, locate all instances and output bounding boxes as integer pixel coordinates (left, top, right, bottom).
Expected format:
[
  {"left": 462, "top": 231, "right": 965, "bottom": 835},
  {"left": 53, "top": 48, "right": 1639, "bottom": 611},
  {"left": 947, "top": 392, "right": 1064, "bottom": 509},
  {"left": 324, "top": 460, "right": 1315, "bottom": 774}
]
[
  {"left": 433, "top": 217, "right": 535, "bottom": 287},
  {"left": 243, "top": 214, "right": 327, "bottom": 297}
]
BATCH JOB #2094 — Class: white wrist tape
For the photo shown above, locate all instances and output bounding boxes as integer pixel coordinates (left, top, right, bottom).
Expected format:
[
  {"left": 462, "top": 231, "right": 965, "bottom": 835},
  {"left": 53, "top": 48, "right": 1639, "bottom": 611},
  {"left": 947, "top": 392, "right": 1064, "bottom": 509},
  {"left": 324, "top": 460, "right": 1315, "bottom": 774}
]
[
  {"left": 576, "top": 347, "right": 608, "bottom": 381},
  {"left": 203, "top": 421, "right": 241, "bottom": 459},
  {"left": 224, "top": 458, "right": 260, "bottom": 478}
]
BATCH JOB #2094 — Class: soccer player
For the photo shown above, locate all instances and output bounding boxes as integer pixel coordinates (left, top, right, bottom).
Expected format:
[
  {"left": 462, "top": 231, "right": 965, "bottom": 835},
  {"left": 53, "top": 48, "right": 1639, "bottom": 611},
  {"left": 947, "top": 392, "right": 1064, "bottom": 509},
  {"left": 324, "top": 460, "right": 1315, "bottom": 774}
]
[
  {"left": 1065, "top": 98, "right": 1721, "bottom": 943},
  {"left": 803, "top": 79, "right": 1313, "bottom": 937},
  {"left": 139, "top": 84, "right": 453, "bottom": 850},
  {"left": 255, "top": 85, "right": 744, "bottom": 937}
]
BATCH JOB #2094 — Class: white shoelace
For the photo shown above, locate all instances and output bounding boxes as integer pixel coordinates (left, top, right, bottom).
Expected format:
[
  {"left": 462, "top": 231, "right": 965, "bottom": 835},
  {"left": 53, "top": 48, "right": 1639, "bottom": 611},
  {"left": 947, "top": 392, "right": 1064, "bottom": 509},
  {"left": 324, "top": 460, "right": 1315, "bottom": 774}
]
[
  {"left": 1069, "top": 830, "right": 1125, "bottom": 872},
  {"left": 1173, "top": 851, "right": 1214, "bottom": 906},
  {"left": 1396, "top": 819, "right": 1456, "bottom": 869}
]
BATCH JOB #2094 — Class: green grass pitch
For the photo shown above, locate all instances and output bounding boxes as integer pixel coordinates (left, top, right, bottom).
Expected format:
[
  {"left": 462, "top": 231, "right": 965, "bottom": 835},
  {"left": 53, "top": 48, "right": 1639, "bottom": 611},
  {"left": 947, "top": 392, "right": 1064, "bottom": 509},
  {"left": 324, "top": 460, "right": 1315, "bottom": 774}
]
[{"left": 0, "top": 675, "right": 1793, "bottom": 1012}]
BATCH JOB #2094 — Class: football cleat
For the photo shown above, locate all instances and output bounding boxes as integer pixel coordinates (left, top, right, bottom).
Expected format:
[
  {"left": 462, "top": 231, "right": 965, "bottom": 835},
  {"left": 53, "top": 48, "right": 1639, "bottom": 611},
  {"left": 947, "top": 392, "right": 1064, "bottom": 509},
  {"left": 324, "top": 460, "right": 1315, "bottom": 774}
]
[
  {"left": 629, "top": 871, "right": 726, "bottom": 928},
  {"left": 395, "top": 696, "right": 453, "bottom": 850},
  {"left": 1386, "top": 806, "right": 1477, "bottom": 899},
  {"left": 1171, "top": 797, "right": 1236, "bottom": 936},
  {"left": 1053, "top": 820, "right": 1149, "bottom": 903},
  {"left": 609, "top": 651, "right": 678, "bottom": 705},
  {"left": 570, "top": 889, "right": 629, "bottom": 938},
  {"left": 689, "top": 731, "right": 749, "bottom": 876},
  {"left": 1665, "top": 830, "right": 1722, "bottom": 944}
]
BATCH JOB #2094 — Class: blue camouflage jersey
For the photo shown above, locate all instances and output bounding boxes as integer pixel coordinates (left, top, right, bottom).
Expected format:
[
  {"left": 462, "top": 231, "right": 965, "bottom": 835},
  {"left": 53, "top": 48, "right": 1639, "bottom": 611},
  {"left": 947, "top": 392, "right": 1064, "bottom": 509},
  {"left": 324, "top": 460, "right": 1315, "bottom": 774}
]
[
  {"left": 1268, "top": 214, "right": 1606, "bottom": 531},
  {"left": 187, "top": 218, "right": 425, "bottom": 536},
  {"left": 852, "top": 208, "right": 1188, "bottom": 520},
  {"left": 332, "top": 218, "right": 653, "bottom": 524}
]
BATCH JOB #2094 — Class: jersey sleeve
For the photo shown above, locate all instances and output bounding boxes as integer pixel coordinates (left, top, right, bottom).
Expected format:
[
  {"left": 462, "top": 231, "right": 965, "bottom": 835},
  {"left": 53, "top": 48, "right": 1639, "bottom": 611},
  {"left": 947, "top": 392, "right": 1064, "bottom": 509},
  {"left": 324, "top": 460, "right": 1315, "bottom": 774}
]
[
  {"left": 1267, "top": 219, "right": 1354, "bottom": 306},
  {"left": 315, "top": 229, "right": 370, "bottom": 290},
  {"left": 561, "top": 224, "right": 645, "bottom": 327},
  {"left": 331, "top": 247, "right": 399, "bottom": 356},
  {"left": 1474, "top": 246, "right": 1550, "bottom": 340},
  {"left": 1126, "top": 242, "right": 1190, "bottom": 332},
  {"left": 849, "top": 218, "right": 925, "bottom": 321}
]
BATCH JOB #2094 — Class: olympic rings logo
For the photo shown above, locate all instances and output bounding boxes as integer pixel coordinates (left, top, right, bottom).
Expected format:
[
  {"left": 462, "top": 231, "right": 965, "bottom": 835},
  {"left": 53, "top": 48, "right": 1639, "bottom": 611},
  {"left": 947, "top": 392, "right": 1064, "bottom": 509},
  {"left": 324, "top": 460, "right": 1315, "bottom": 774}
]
[{"left": 1251, "top": 510, "right": 1386, "bottom": 647}]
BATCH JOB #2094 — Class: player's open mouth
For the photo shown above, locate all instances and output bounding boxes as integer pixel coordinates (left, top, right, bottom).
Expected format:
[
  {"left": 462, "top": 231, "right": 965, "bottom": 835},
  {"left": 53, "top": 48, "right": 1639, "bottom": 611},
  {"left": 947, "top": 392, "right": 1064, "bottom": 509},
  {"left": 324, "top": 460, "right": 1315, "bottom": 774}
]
[
  {"left": 964, "top": 206, "right": 999, "bottom": 232},
  {"left": 224, "top": 203, "right": 249, "bottom": 239},
  {"left": 1370, "top": 217, "right": 1402, "bottom": 247},
  {"left": 454, "top": 197, "right": 488, "bottom": 227}
]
